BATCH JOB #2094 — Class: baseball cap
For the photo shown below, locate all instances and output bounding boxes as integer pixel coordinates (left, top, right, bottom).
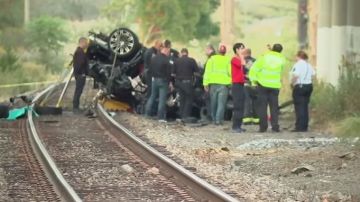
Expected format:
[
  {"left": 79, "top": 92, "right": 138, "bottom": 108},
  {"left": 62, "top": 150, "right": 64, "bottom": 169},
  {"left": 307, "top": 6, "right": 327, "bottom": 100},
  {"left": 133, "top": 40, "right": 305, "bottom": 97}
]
[{"left": 219, "top": 45, "right": 227, "bottom": 54}]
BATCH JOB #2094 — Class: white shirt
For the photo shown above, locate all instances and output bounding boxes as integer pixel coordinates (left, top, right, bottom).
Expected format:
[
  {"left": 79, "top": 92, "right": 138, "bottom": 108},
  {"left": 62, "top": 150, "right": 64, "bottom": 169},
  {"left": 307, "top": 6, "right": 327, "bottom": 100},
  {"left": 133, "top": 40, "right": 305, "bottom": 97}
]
[{"left": 290, "top": 59, "right": 315, "bottom": 85}]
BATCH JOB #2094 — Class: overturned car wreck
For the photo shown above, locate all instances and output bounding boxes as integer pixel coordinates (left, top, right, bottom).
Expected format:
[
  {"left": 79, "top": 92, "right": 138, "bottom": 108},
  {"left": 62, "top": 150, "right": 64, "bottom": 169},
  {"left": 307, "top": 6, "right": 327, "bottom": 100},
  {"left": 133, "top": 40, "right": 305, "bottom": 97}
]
[
  {"left": 86, "top": 27, "right": 229, "bottom": 120},
  {"left": 87, "top": 28, "right": 146, "bottom": 108}
]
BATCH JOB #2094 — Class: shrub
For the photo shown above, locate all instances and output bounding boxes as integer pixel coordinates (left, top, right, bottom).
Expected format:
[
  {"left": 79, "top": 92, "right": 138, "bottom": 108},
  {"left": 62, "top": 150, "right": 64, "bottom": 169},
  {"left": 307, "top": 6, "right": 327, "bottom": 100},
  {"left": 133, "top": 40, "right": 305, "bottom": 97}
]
[
  {"left": 0, "top": 47, "right": 21, "bottom": 72},
  {"left": 311, "top": 54, "right": 360, "bottom": 137},
  {"left": 26, "top": 16, "right": 69, "bottom": 73},
  {"left": 336, "top": 117, "right": 360, "bottom": 138}
]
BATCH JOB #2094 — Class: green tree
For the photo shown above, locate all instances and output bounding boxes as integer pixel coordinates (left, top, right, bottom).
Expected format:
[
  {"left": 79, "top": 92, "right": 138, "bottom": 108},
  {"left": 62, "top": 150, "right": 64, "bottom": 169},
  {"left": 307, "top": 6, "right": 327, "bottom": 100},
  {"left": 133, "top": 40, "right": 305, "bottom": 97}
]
[
  {"left": 0, "top": 47, "right": 21, "bottom": 72},
  {"left": 102, "top": 0, "right": 220, "bottom": 44},
  {"left": 137, "top": 0, "right": 220, "bottom": 43},
  {"left": 31, "top": 0, "right": 110, "bottom": 21},
  {"left": 27, "top": 16, "right": 68, "bottom": 54},
  {"left": 102, "top": 0, "right": 136, "bottom": 27},
  {"left": 0, "top": 0, "right": 24, "bottom": 29},
  {"left": 26, "top": 16, "right": 69, "bottom": 72}
]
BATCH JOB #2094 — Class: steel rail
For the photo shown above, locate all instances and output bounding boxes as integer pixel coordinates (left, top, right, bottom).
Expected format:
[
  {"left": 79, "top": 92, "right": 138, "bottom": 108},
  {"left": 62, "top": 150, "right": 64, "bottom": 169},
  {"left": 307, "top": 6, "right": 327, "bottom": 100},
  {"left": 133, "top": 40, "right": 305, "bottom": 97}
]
[
  {"left": 97, "top": 103, "right": 239, "bottom": 202},
  {"left": 27, "top": 84, "right": 82, "bottom": 202}
]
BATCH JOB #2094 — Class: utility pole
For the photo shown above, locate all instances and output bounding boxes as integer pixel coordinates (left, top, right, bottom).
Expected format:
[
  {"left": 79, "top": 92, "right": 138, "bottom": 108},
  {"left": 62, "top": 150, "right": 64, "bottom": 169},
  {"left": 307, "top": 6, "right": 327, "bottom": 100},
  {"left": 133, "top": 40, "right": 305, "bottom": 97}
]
[
  {"left": 308, "top": 0, "right": 318, "bottom": 65},
  {"left": 298, "top": 0, "right": 308, "bottom": 50},
  {"left": 220, "top": 0, "right": 235, "bottom": 48},
  {"left": 24, "top": 0, "right": 30, "bottom": 25}
]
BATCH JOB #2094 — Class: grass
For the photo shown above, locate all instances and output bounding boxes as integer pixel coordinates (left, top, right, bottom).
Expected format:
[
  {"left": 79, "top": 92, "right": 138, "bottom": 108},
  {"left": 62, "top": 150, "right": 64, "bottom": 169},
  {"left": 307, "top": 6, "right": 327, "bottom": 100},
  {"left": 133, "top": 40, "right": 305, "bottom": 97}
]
[
  {"left": 336, "top": 117, "right": 360, "bottom": 138},
  {"left": 0, "top": 48, "right": 60, "bottom": 102},
  {"left": 311, "top": 54, "right": 360, "bottom": 139}
]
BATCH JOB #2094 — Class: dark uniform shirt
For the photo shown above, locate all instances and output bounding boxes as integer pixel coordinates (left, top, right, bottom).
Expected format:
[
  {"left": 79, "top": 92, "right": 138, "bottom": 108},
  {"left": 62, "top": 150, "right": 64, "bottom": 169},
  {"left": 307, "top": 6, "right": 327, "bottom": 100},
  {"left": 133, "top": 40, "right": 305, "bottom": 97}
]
[
  {"left": 149, "top": 53, "right": 172, "bottom": 81},
  {"left": 144, "top": 47, "right": 158, "bottom": 70},
  {"left": 173, "top": 56, "right": 198, "bottom": 80},
  {"left": 73, "top": 47, "right": 89, "bottom": 75},
  {"left": 244, "top": 56, "right": 256, "bottom": 83}
]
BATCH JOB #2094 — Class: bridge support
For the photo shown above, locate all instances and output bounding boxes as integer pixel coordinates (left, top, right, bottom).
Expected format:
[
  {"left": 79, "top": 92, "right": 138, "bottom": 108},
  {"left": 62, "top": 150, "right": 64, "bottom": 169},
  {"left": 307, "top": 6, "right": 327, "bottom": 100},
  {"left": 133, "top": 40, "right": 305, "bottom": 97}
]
[{"left": 317, "top": 0, "right": 360, "bottom": 85}]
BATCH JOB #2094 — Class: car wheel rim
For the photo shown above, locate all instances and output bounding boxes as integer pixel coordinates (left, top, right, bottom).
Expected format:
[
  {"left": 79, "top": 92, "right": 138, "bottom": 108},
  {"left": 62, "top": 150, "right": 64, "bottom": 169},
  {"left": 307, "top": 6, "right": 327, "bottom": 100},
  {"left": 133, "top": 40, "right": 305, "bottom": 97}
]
[{"left": 109, "top": 29, "right": 135, "bottom": 56}]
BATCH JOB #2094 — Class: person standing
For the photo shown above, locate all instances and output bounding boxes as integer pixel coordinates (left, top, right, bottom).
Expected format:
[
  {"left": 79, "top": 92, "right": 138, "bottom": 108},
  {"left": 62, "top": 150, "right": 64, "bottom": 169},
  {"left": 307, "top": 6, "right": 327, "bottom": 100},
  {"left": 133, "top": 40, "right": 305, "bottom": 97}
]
[
  {"left": 203, "top": 45, "right": 231, "bottom": 125},
  {"left": 202, "top": 44, "right": 216, "bottom": 121},
  {"left": 249, "top": 44, "right": 286, "bottom": 132},
  {"left": 145, "top": 45, "right": 172, "bottom": 122},
  {"left": 290, "top": 51, "right": 315, "bottom": 132},
  {"left": 242, "top": 48, "right": 259, "bottom": 125},
  {"left": 72, "top": 37, "right": 89, "bottom": 113},
  {"left": 205, "top": 44, "right": 216, "bottom": 63},
  {"left": 144, "top": 40, "right": 162, "bottom": 98},
  {"left": 231, "top": 43, "right": 246, "bottom": 133},
  {"left": 173, "top": 48, "right": 198, "bottom": 119}
]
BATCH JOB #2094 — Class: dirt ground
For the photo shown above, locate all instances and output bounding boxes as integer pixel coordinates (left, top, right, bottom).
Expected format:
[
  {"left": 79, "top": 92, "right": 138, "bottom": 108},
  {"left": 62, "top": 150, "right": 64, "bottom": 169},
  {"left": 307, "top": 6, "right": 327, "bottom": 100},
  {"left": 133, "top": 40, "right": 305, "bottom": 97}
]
[{"left": 114, "top": 112, "right": 360, "bottom": 202}]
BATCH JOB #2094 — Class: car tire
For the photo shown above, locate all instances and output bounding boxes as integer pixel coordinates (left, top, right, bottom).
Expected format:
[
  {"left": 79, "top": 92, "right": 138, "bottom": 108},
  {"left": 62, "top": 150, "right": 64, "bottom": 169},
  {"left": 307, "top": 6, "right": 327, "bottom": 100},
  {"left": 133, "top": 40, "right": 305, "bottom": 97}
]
[{"left": 108, "top": 28, "right": 140, "bottom": 59}]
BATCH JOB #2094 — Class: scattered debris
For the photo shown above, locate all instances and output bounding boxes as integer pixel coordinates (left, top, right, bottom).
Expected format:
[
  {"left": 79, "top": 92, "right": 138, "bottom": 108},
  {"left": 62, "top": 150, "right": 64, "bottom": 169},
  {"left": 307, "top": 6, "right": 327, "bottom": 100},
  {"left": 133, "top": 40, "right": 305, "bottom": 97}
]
[
  {"left": 221, "top": 147, "right": 230, "bottom": 152},
  {"left": 337, "top": 163, "right": 348, "bottom": 170},
  {"left": 120, "top": 164, "right": 134, "bottom": 173},
  {"left": 246, "top": 152, "right": 262, "bottom": 156},
  {"left": 146, "top": 167, "right": 160, "bottom": 175},
  {"left": 339, "top": 152, "right": 356, "bottom": 160},
  {"left": 322, "top": 191, "right": 352, "bottom": 202},
  {"left": 237, "top": 138, "right": 339, "bottom": 150},
  {"left": 108, "top": 112, "right": 117, "bottom": 117},
  {"left": 234, "top": 160, "right": 246, "bottom": 166},
  {"left": 304, "top": 173, "right": 313, "bottom": 178},
  {"left": 291, "top": 165, "right": 315, "bottom": 174}
]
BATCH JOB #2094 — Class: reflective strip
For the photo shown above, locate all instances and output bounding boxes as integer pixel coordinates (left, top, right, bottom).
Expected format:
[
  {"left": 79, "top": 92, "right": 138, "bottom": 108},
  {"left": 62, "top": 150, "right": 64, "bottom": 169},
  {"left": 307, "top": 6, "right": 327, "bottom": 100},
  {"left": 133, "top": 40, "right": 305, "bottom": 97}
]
[
  {"left": 261, "top": 69, "right": 282, "bottom": 75},
  {"left": 261, "top": 79, "right": 281, "bottom": 84},
  {"left": 210, "top": 70, "right": 228, "bottom": 74}
]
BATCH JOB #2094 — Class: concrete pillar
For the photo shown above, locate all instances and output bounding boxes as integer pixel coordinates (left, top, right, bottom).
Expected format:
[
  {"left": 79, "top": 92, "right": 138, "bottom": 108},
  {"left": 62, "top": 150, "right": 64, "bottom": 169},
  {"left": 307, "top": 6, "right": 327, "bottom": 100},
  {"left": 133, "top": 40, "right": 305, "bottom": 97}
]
[
  {"left": 316, "top": 0, "right": 360, "bottom": 85},
  {"left": 317, "top": 0, "right": 332, "bottom": 83},
  {"left": 346, "top": 0, "right": 360, "bottom": 54}
]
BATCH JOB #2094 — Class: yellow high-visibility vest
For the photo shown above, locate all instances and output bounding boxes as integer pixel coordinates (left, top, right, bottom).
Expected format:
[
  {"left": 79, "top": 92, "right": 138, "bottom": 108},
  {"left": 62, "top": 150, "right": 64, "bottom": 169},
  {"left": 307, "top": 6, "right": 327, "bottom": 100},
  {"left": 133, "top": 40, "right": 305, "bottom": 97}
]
[
  {"left": 203, "top": 55, "right": 231, "bottom": 86},
  {"left": 249, "top": 51, "right": 286, "bottom": 89}
]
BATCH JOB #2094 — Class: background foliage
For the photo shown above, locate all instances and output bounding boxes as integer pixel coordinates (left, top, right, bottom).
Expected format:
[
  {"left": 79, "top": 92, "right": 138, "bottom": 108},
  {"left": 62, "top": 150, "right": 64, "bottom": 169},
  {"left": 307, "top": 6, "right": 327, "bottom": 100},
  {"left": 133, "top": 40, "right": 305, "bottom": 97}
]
[
  {"left": 102, "top": 0, "right": 220, "bottom": 44},
  {"left": 311, "top": 54, "right": 360, "bottom": 137}
]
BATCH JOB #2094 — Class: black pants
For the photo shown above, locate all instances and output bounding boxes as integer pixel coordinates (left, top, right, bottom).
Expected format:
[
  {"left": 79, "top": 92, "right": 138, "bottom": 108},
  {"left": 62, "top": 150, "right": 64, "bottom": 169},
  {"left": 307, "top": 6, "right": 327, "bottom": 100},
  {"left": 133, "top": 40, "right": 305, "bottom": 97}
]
[
  {"left": 73, "top": 74, "right": 86, "bottom": 109},
  {"left": 145, "top": 71, "right": 152, "bottom": 99},
  {"left": 232, "top": 83, "right": 245, "bottom": 129},
  {"left": 203, "top": 92, "right": 212, "bottom": 121},
  {"left": 244, "top": 85, "right": 258, "bottom": 119},
  {"left": 176, "top": 80, "right": 194, "bottom": 119},
  {"left": 292, "top": 84, "right": 313, "bottom": 131},
  {"left": 257, "top": 86, "right": 280, "bottom": 131}
]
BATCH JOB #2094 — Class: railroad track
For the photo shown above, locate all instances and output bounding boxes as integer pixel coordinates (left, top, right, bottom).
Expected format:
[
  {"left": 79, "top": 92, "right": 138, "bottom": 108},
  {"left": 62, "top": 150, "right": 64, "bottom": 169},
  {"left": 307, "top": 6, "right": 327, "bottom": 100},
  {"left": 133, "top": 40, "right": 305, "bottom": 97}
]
[
  {"left": 0, "top": 119, "right": 60, "bottom": 201},
  {"left": 19, "top": 82, "right": 239, "bottom": 201}
]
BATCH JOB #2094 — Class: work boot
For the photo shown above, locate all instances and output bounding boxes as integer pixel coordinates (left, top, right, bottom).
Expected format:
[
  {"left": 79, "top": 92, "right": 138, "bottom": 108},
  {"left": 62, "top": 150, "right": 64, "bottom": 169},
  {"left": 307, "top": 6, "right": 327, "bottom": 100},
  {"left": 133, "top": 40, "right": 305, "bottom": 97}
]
[
  {"left": 272, "top": 128, "right": 280, "bottom": 133},
  {"left": 243, "top": 117, "right": 252, "bottom": 125},
  {"left": 291, "top": 129, "right": 307, "bottom": 132},
  {"left": 252, "top": 118, "right": 260, "bottom": 124},
  {"left": 259, "top": 128, "right": 267, "bottom": 133}
]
